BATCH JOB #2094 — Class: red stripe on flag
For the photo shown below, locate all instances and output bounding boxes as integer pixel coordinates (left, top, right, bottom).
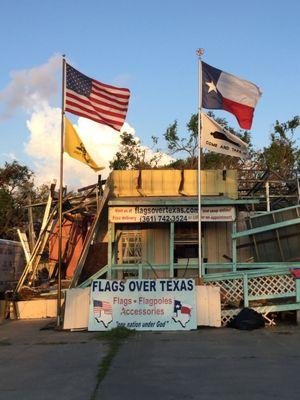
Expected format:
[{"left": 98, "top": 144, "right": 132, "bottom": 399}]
[
  {"left": 89, "top": 96, "right": 127, "bottom": 114},
  {"left": 66, "top": 98, "right": 124, "bottom": 125},
  {"left": 65, "top": 107, "right": 123, "bottom": 131},
  {"left": 92, "top": 78, "right": 130, "bottom": 95},
  {"left": 181, "top": 306, "right": 191, "bottom": 315},
  {"left": 223, "top": 97, "right": 254, "bottom": 130},
  {"left": 92, "top": 84, "right": 130, "bottom": 100},
  {"left": 91, "top": 88, "right": 129, "bottom": 107},
  {"left": 66, "top": 91, "right": 127, "bottom": 117}
]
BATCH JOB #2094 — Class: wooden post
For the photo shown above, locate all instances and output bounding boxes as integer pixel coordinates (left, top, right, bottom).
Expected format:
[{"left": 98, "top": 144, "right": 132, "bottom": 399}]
[
  {"left": 27, "top": 194, "right": 36, "bottom": 252},
  {"left": 243, "top": 274, "right": 249, "bottom": 307},
  {"left": 232, "top": 221, "right": 237, "bottom": 272},
  {"left": 107, "top": 222, "right": 114, "bottom": 280},
  {"left": 138, "top": 264, "right": 143, "bottom": 279}
]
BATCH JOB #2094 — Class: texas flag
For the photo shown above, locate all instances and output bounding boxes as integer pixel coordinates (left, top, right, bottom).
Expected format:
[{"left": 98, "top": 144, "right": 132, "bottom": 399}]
[{"left": 202, "top": 62, "right": 262, "bottom": 130}]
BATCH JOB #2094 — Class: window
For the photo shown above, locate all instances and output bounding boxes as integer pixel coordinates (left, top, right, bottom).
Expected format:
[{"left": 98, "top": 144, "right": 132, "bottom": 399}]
[
  {"left": 174, "top": 223, "right": 200, "bottom": 263},
  {"left": 121, "top": 231, "right": 142, "bottom": 264}
]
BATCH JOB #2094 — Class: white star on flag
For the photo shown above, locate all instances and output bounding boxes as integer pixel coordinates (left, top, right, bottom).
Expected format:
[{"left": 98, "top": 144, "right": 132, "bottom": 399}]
[{"left": 205, "top": 80, "right": 217, "bottom": 93}]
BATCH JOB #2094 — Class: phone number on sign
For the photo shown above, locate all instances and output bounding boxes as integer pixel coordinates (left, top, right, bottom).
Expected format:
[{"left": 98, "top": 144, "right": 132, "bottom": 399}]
[{"left": 139, "top": 215, "right": 189, "bottom": 223}]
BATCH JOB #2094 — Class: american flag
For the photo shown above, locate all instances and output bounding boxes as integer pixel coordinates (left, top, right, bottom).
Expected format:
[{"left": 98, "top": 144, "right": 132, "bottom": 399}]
[
  {"left": 65, "top": 64, "right": 130, "bottom": 131},
  {"left": 93, "top": 300, "right": 112, "bottom": 315}
]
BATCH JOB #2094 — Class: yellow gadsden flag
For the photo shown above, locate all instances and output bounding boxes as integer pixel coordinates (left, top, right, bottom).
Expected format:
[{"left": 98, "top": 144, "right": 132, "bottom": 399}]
[{"left": 64, "top": 117, "right": 104, "bottom": 171}]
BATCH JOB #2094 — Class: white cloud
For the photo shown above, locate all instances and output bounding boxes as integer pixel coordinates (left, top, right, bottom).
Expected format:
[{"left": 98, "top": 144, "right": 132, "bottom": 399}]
[
  {"left": 25, "top": 105, "right": 123, "bottom": 187},
  {"left": 2, "top": 152, "right": 17, "bottom": 161},
  {"left": 1, "top": 54, "right": 173, "bottom": 188},
  {"left": 0, "top": 54, "right": 61, "bottom": 119},
  {"left": 25, "top": 105, "right": 173, "bottom": 188}
]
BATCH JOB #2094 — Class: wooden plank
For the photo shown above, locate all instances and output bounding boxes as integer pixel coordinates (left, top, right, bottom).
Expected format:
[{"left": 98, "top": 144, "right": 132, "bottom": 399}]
[
  {"left": 15, "top": 206, "right": 58, "bottom": 293},
  {"left": 20, "top": 180, "right": 56, "bottom": 281},
  {"left": 207, "top": 286, "right": 222, "bottom": 327},
  {"left": 243, "top": 274, "right": 249, "bottom": 307},
  {"left": 27, "top": 195, "right": 36, "bottom": 251},
  {"left": 70, "top": 183, "right": 111, "bottom": 288},
  {"left": 63, "top": 288, "right": 89, "bottom": 330},
  {"left": 232, "top": 222, "right": 237, "bottom": 271},
  {"left": 196, "top": 286, "right": 209, "bottom": 325},
  {"left": 272, "top": 213, "right": 285, "bottom": 261},
  {"left": 196, "top": 286, "right": 221, "bottom": 327},
  {"left": 250, "top": 204, "right": 300, "bottom": 219},
  {"left": 17, "top": 230, "right": 31, "bottom": 263},
  {"left": 232, "top": 217, "right": 300, "bottom": 239},
  {"left": 40, "top": 180, "right": 56, "bottom": 234},
  {"left": 78, "top": 265, "right": 108, "bottom": 288},
  {"left": 107, "top": 222, "right": 113, "bottom": 280}
]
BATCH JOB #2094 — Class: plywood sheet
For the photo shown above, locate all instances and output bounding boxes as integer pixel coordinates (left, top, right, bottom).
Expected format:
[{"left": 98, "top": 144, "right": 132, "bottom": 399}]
[
  {"left": 111, "top": 170, "right": 140, "bottom": 197},
  {"left": 110, "top": 170, "right": 238, "bottom": 198},
  {"left": 141, "top": 170, "right": 181, "bottom": 196},
  {"left": 196, "top": 285, "right": 221, "bottom": 327},
  {"left": 15, "top": 299, "right": 62, "bottom": 319},
  {"left": 63, "top": 288, "right": 90, "bottom": 330},
  {"left": 204, "top": 222, "right": 231, "bottom": 264}
]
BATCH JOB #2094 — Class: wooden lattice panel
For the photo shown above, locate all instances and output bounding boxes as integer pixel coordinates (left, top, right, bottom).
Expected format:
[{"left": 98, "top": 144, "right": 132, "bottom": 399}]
[
  {"left": 221, "top": 309, "right": 240, "bottom": 326},
  {"left": 208, "top": 279, "right": 243, "bottom": 305},
  {"left": 221, "top": 308, "right": 277, "bottom": 327},
  {"left": 248, "top": 274, "right": 295, "bottom": 297}
]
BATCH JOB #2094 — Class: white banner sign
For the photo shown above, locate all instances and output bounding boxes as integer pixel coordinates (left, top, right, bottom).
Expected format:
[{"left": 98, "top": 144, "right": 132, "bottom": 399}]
[
  {"left": 88, "top": 279, "right": 197, "bottom": 331},
  {"left": 109, "top": 206, "right": 235, "bottom": 223}
]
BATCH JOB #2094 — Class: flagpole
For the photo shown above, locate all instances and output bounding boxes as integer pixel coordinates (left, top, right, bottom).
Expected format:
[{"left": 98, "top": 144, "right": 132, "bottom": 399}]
[
  {"left": 57, "top": 54, "right": 66, "bottom": 327},
  {"left": 197, "top": 49, "right": 204, "bottom": 279}
]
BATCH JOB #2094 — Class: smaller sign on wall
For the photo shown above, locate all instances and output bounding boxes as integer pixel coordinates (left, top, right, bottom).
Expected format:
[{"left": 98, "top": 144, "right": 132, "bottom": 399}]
[
  {"left": 88, "top": 279, "right": 197, "bottom": 331},
  {"left": 109, "top": 206, "right": 235, "bottom": 223}
]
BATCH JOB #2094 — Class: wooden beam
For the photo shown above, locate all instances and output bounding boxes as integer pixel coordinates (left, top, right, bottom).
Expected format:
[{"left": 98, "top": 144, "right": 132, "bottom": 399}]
[
  {"left": 232, "top": 217, "right": 300, "bottom": 239},
  {"left": 17, "top": 230, "right": 31, "bottom": 263},
  {"left": 232, "top": 221, "right": 237, "bottom": 272},
  {"left": 70, "top": 182, "right": 111, "bottom": 287}
]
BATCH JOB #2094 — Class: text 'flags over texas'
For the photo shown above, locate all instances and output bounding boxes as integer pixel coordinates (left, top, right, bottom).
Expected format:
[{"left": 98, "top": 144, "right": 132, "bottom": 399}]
[{"left": 202, "top": 62, "right": 262, "bottom": 130}]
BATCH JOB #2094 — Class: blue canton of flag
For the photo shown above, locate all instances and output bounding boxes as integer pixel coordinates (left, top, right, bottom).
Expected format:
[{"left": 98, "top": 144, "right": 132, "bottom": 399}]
[
  {"left": 173, "top": 300, "right": 182, "bottom": 316},
  {"left": 93, "top": 300, "right": 102, "bottom": 315}
]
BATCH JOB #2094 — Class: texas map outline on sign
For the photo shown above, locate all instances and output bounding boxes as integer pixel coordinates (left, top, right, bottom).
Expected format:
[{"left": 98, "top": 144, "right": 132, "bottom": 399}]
[
  {"left": 172, "top": 300, "right": 192, "bottom": 328},
  {"left": 93, "top": 300, "right": 113, "bottom": 328}
]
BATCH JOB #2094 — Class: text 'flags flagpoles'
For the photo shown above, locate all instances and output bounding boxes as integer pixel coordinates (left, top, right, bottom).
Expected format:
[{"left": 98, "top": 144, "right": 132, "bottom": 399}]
[
  {"left": 57, "top": 54, "right": 67, "bottom": 327},
  {"left": 197, "top": 48, "right": 204, "bottom": 278}
]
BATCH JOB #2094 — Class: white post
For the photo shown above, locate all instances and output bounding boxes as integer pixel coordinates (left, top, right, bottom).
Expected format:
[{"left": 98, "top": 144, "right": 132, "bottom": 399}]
[
  {"left": 57, "top": 54, "right": 66, "bottom": 327},
  {"left": 197, "top": 49, "right": 204, "bottom": 278}
]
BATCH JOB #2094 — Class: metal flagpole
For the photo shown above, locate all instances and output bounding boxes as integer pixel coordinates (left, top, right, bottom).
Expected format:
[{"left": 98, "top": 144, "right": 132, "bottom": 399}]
[
  {"left": 57, "top": 54, "right": 66, "bottom": 327},
  {"left": 197, "top": 49, "right": 204, "bottom": 278}
]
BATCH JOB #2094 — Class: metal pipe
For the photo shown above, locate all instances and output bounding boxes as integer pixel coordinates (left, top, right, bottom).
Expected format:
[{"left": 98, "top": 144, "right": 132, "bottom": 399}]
[
  {"left": 197, "top": 48, "right": 204, "bottom": 278},
  {"left": 57, "top": 55, "right": 66, "bottom": 327}
]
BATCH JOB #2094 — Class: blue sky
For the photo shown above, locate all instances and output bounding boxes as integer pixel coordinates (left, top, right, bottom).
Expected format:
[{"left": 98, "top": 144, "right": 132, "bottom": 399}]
[{"left": 0, "top": 0, "right": 299, "bottom": 178}]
